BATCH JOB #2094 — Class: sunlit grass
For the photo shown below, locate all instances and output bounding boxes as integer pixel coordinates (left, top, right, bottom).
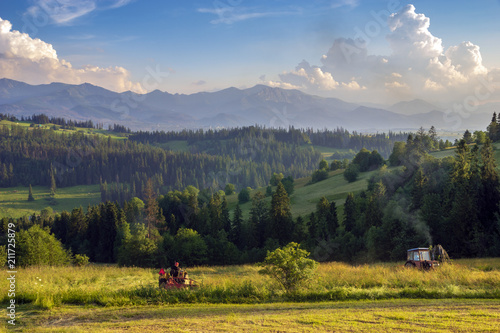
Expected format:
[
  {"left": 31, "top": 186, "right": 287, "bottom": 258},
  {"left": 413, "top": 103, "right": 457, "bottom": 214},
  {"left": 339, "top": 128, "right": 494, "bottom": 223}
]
[{"left": 3, "top": 258, "right": 499, "bottom": 310}]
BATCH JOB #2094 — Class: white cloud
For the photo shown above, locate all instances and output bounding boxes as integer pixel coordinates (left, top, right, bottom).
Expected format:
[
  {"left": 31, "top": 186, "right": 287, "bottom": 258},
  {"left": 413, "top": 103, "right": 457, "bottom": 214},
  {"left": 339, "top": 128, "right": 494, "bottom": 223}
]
[
  {"left": 0, "top": 17, "right": 143, "bottom": 93},
  {"left": 197, "top": 6, "right": 301, "bottom": 25},
  {"left": 192, "top": 80, "right": 207, "bottom": 86},
  {"left": 26, "top": 0, "right": 134, "bottom": 25},
  {"left": 387, "top": 5, "right": 443, "bottom": 60},
  {"left": 331, "top": 0, "right": 359, "bottom": 9},
  {"left": 445, "top": 41, "right": 487, "bottom": 77},
  {"left": 272, "top": 4, "right": 495, "bottom": 104},
  {"left": 271, "top": 60, "right": 339, "bottom": 92}
]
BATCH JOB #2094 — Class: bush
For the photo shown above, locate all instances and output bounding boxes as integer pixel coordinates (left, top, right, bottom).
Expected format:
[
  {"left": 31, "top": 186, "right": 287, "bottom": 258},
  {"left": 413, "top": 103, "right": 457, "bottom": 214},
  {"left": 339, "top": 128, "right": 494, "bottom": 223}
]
[
  {"left": 270, "top": 173, "right": 284, "bottom": 186},
  {"left": 259, "top": 242, "right": 318, "bottom": 293},
  {"left": 318, "top": 159, "right": 329, "bottom": 170},
  {"left": 344, "top": 164, "right": 360, "bottom": 183},
  {"left": 73, "top": 254, "right": 90, "bottom": 267},
  {"left": 281, "top": 176, "right": 294, "bottom": 195},
  {"left": 224, "top": 183, "right": 235, "bottom": 195},
  {"left": 238, "top": 187, "right": 251, "bottom": 204},
  {"left": 330, "top": 160, "right": 343, "bottom": 171},
  {"left": 311, "top": 169, "right": 328, "bottom": 183},
  {"left": 17, "top": 225, "right": 71, "bottom": 267}
]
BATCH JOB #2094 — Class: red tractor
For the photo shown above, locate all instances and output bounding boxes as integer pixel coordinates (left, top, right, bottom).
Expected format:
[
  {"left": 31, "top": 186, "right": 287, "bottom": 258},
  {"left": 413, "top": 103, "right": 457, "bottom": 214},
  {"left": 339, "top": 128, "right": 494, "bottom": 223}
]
[
  {"left": 405, "top": 247, "right": 440, "bottom": 270},
  {"left": 158, "top": 269, "right": 198, "bottom": 289}
]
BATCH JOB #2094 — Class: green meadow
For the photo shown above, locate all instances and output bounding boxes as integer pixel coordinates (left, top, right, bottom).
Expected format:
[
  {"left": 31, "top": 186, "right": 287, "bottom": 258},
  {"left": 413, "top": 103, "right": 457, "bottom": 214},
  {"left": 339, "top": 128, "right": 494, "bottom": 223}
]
[
  {"left": 0, "top": 185, "right": 101, "bottom": 219},
  {"left": 3, "top": 258, "right": 500, "bottom": 331},
  {"left": 0, "top": 120, "right": 128, "bottom": 140}
]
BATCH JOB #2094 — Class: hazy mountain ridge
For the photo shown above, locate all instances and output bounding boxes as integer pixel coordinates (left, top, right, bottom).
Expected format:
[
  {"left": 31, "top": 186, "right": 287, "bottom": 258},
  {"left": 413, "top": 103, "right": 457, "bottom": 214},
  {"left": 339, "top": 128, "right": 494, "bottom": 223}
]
[{"left": 0, "top": 78, "right": 491, "bottom": 131}]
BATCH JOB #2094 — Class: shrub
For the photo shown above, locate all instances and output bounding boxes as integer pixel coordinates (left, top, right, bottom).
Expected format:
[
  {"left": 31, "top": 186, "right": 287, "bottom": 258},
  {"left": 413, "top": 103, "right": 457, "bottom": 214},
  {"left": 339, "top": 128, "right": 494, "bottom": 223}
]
[
  {"left": 311, "top": 169, "right": 328, "bottom": 183},
  {"left": 73, "top": 254, "right": 90, "bottom": 267},
  {"left": 224, "top": 183, "right": 235, "bottom": 195},
  {"left": 344, "top": 164, "right": 360, "bottom": 183},
  {"left": 238, "top": 187, "right": 251, "bottom": 204},
  {"left": 17, "top": 225, "right": 71, "bottom": 267},
  {"left": 259, "top": 242, "right": 318, "bottom": 293}
]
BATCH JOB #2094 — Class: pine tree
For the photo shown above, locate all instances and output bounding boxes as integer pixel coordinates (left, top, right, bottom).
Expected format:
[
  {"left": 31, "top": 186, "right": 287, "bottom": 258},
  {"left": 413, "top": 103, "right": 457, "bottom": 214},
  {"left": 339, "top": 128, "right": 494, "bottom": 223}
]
[
  {"left": 28, "top": 184, "right": 35, "bottom": 201},
  {"left": 479, "top": 139, "right": 500, "bottom": 228},
  {"left": 208, "top": 192, "right": 223, "bottom": 236},
  {"left": 343, "top": 193, "right": 357, "bottom": 234},
  {"left": 327, "top": 201, "right": 338, "bottom": 237},
  {"left": 49, "top": 166, "right": 56, "bottom": 197},
  {"left": 411, "top": 167, "right": 427, "bottom": 210},
  {"left": 488, "top": 112, "right": 499, "bottom": 141},
  {"left": 250, "top": 191, "right": 269, "bottom": 248},
  {"left": 143, "top": 178, "right": 164, "bottom": 239},
  {"left": 315, "top": 196, "right": 330, "bottom": 239},
  {"left": 230, "top": 204, "right": 243, "bottom": 248},
  {"left": 221, "top": 196, "right": 231, "bottom": 234},
  {"left": 270, "top": 182, "right": 293, "bottom": 244}
]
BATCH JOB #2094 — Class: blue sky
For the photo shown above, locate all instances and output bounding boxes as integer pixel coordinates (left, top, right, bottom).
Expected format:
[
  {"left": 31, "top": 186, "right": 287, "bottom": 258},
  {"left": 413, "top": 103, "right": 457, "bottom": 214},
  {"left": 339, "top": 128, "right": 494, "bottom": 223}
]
[{"left": 1, "top": 0, "right": 500, "bottom": 105}]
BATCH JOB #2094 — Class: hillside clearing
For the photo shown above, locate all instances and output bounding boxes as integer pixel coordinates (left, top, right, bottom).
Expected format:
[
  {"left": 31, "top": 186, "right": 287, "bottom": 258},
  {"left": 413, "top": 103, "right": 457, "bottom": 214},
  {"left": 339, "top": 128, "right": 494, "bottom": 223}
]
[{"left": 0, "top": 185, "right": 101, "bottom": 219}]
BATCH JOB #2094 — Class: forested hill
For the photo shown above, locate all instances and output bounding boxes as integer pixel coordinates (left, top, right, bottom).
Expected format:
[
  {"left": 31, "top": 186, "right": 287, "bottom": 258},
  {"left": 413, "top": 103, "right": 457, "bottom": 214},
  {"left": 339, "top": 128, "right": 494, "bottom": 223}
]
[
  {"left": 129, "top": 127, "right": 410, "bottom": 160},
  {"left": 2, "top": 113, "right": 500, "bottom": 268},
  {"left": 0, "top": 117, "right": 409, "bottom": 198}
]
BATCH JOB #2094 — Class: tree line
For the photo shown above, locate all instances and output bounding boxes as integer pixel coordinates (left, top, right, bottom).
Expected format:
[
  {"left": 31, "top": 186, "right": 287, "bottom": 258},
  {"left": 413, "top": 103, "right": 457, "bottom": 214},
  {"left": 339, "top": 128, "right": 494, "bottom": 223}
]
[{"left": 0, "top": 124, "right": 320, "bottom": 195}]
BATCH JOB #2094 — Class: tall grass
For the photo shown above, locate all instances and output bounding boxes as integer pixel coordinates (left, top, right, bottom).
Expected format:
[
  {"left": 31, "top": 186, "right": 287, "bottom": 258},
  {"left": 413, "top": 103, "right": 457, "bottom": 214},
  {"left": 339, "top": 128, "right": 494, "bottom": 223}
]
[{"left": 3, "top": 259, "right": 500, "bottom": 309}]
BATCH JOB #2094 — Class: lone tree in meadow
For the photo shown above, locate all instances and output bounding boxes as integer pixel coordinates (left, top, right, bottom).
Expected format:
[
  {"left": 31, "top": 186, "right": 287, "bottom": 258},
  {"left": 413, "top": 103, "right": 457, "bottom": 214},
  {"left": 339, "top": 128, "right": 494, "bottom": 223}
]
[
  {"left": 28, "top": 184, "right": 35, "bottom": 201},
  {"left": 259, "top": 242, "right": 318, "bottom": 293},
  {"left": 49, "top": 166, "right": 56, "bottom": 197}
]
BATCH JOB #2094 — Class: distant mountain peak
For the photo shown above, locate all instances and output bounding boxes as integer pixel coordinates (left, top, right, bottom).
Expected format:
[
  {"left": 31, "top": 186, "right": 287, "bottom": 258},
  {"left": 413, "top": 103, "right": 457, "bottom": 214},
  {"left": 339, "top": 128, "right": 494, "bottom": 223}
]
[{"left": 389, "top": 99, "right": 442, "bottom": 115}]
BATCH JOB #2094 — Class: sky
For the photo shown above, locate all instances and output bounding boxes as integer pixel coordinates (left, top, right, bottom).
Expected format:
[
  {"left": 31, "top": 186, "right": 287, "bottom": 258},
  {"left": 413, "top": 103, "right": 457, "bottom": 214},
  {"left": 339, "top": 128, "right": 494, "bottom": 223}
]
[{"left": 0, "top": 0, "right": 500, "bottom": 106}]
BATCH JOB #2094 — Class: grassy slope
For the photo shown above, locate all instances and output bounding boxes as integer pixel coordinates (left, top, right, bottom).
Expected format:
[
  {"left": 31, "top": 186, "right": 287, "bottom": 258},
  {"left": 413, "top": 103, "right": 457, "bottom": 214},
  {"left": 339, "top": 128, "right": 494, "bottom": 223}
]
[
  {"left": 0, "top": 185, "right": 101, "bottom": 219},
  {"left": 429, "top": 142, "right": 500, "bottom": 170},
  {"left": 0, "top": 121, "right": 127, "bottom": 218},
  {"left": 225, "top": 169, "right": 378, "bottom": 220},
  {"left": 0, "top": 120, "right": 128, "bottom": 140}
]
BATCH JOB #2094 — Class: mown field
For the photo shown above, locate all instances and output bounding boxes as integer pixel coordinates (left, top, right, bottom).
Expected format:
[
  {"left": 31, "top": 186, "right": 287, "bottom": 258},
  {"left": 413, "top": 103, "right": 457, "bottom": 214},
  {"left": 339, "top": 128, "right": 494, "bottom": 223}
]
[
  {"left": 3, "top": 258, "right": 500, "bottom": 331},
  {"left": 10, "top": 299, "right": 500, "bottom": 332}
]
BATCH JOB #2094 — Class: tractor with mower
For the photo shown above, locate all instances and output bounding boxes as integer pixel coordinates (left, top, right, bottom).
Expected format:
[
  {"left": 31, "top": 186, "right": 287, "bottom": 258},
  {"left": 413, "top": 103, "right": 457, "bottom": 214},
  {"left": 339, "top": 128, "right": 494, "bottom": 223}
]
[
  {"left": 158, "top": 268, "right": 198, "bottom": 290},
  {"left": 405, "top": 247, "right": 440, "bottom": 270}
]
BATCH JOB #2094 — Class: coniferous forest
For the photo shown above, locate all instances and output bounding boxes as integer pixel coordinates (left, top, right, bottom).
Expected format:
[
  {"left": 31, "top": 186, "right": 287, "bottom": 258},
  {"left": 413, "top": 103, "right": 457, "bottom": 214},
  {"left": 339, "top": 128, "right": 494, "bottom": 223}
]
[{"left": 1, "top": 113, "right": 500, "bottom": 268}]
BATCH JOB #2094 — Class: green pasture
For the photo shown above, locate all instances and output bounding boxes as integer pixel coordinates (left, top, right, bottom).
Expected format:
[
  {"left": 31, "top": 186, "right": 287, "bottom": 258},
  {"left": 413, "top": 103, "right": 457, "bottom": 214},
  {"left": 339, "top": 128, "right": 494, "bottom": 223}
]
[
  {"left": 0, "top": 120, "right": 127, "bottom": 140},
  {"left": 0, "top": 185, "right": 101, "bottom": 219},
  {"left": 226, "top": 169, "right": 378, "bottom": 220}
]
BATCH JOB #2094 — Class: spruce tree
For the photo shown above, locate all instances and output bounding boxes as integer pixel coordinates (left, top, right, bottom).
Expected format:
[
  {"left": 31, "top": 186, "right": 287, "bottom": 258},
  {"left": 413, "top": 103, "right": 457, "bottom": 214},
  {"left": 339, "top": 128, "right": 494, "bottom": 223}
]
[
  {"left": 49, "top": 166, "right": 56, "bottom": 197},
  {"left": 250, "top": 191, "right": 269, "bottom": 247},
  {"left": 270, "top": 182, "right": 293, "bottom": 244},
  {"left": 343, "top": 193, "right": 357, "bottom": 234},
  {"left": 28, "top": 184, "right": 35, "bottom": 201},
  {"left": 327, "top": 201, "right": 338, "bottom": 237},
  {"left": 230, "top": 204, "right": 243, "bottom": 248},
  {"left": 143, "top": 179, "right": 164, "bottom": 239}
]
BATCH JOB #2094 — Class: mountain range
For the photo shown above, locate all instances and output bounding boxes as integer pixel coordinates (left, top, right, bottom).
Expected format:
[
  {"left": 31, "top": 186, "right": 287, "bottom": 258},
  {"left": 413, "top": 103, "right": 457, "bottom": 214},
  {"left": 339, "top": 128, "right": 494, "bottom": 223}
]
[{"left": 0, "top": 78, "right": 493, "bottom": 132}]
